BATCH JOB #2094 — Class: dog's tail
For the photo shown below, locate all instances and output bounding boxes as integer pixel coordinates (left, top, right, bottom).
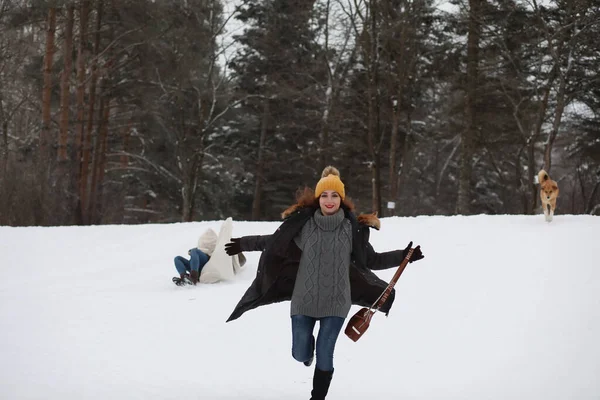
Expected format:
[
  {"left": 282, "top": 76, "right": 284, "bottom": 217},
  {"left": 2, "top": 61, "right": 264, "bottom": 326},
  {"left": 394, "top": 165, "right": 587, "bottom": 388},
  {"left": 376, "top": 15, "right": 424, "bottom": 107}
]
[{"left": 538, "top": 169, "right": 549, "bottom": 184}]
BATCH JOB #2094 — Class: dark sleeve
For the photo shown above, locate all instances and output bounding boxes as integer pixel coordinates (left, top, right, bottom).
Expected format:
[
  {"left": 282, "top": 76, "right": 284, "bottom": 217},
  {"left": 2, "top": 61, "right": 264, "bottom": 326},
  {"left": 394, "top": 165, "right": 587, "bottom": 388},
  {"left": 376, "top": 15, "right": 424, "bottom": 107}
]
[
  {"left": 365, "top": 242, "right": 404, "bottom": 270},
  {"left": 240, "top": 235, "right": 272, "bottom": 252}
]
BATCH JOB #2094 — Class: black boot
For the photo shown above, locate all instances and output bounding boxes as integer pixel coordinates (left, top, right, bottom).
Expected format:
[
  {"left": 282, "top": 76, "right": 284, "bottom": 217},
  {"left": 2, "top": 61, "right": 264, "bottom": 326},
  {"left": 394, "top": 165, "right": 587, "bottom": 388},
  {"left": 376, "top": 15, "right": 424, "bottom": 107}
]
[
  {"left": 173, "top": 273, "right": 192, "bottom": 286},
  {"left": 310, "top": 368, "right": 333, "bottom": 400},
  {"left": 190, "top": 270, "right": 199, "bottom": 285}
]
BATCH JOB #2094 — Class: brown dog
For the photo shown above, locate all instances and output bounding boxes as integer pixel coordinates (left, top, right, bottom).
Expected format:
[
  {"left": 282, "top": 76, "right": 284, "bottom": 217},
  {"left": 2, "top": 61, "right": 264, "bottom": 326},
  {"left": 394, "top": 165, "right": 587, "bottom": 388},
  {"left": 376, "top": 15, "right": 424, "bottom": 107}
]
[{"left": 538, "top": 169, "right": 559, "bottom": 222}]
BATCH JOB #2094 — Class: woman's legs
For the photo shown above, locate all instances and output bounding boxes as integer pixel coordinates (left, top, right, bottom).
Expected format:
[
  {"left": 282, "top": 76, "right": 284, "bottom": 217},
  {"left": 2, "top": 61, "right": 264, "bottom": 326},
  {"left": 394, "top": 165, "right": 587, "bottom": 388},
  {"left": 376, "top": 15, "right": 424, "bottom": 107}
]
[
  {"left": 314, "top": 316, "right": 344, "bottom": 372},
  {"left": 291, "top": 315, "right": 344, "bottom": 371},
  {"left": 174, "top": 256, "right": 191, "bottom": 276},
  {"left": 189, "top": 248, "right": 210, "bottom": 273},
  {"left": 305, "top": 316, "right": 343, "bottom": 400},
  {"left": 291, "top": 315, "right": 317, "bottom": 364},
  {"left": 189, "top": 248, "right": 210, "bottom": 284},
  {"left": 290, "top": 315, "right": 344, "bottom": 399}
]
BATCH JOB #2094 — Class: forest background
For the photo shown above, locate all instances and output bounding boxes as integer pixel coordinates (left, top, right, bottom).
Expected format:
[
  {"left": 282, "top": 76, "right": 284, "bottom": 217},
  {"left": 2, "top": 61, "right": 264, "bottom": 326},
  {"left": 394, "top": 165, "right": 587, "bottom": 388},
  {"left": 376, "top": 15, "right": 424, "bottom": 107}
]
[{"left": 0, "top": 0, "right": 599, "bottom": 226}]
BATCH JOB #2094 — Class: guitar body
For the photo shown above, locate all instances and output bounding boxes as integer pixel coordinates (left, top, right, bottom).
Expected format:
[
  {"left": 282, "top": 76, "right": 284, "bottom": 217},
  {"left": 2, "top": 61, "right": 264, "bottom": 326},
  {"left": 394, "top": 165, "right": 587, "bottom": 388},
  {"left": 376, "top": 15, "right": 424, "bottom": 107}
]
[
  {"left": 344, "top": 307, "right": 375, "bottom": 342},
  {"left": 344, "top": 247, "right": 415, "bottom": 342}
]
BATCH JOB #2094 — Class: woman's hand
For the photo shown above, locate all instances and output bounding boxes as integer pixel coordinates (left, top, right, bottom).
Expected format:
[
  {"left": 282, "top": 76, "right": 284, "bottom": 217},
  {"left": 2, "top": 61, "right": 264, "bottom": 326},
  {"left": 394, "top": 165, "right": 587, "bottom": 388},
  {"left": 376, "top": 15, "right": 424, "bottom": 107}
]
[
  {"left": 225, "top": 238, "right": 242, "bottom": 256},
  {"left": 403, "top": 241, "right": 424, "bottom": 263}
]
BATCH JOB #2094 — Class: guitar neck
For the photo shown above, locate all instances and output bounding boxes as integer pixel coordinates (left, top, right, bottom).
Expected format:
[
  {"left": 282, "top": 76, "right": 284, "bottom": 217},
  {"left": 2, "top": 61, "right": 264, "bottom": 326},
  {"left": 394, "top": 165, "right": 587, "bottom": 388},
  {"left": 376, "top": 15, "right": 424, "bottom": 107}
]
[{"left": 374, "top": 247, "right": 414, "bottom": 309}]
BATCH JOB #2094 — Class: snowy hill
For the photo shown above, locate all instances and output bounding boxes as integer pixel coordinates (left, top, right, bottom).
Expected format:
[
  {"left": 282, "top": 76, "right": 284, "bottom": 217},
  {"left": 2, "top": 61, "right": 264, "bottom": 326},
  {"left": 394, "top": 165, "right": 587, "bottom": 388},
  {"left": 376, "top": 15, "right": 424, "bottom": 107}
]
[{"left": 1, "top": 215, "right": 599, "bottom": 399}]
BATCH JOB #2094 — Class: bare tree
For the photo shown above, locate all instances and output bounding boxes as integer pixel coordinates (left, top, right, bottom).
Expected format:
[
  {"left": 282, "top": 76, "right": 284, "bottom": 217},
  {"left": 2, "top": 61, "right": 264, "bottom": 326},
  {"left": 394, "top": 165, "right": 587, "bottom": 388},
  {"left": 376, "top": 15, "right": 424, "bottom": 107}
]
[
  {"left": 379, "top": 0, "right": 425, "bottom": 215},
  {"left": 497, "top": 41, "right": 556, "bottom": 214},
  {"left": 531, "top": 0, "right": 597, "bottom": 173},
  {"left": 457, "top": 0, "right": 481, "bottom": 215},
  {"left": 316, "top": 0, "right": 358, "bottom": 170}
]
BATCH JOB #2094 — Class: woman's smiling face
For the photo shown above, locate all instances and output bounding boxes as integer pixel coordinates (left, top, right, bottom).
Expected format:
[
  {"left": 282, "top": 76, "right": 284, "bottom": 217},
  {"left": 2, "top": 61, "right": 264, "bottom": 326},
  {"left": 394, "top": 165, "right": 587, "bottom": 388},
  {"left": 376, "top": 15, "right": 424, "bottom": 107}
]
[{"left": 319, "top": 190, "right": 341, "bottom": 215}]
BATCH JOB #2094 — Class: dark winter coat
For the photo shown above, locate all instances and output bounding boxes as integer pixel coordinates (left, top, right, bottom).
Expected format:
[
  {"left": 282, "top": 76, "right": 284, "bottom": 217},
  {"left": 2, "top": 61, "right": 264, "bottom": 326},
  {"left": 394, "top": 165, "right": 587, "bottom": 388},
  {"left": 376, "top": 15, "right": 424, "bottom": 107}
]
[{"left": 226, "top": 205, "right": 405, "bottom": 322}]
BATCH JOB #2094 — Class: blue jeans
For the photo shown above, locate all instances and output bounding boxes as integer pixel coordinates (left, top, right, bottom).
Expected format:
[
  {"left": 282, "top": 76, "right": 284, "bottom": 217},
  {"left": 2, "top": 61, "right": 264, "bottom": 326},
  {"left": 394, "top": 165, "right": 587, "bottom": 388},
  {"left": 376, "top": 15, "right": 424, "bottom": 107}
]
[
  {"left": 174, "top": 248, "right": 209, "bottom": 275},
  {"left": 291, "top": 315, "right": 345, "bottom": 372}
]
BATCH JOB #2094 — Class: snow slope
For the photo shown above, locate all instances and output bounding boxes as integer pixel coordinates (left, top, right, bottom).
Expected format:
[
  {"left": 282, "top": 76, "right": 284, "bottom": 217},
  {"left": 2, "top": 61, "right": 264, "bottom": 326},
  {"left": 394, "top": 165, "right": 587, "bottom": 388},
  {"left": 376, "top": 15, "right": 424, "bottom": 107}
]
[{"left": 1, "top": 215, "right": 599, "bottom": 399}]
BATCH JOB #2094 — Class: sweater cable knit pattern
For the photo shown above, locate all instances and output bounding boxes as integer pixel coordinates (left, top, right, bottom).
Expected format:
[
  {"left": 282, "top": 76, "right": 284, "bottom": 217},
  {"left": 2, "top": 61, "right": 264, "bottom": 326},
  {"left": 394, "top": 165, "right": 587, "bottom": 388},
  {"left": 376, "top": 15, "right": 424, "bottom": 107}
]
[{"left": 291, "top": 209, "right": 353, "bottom": 318}]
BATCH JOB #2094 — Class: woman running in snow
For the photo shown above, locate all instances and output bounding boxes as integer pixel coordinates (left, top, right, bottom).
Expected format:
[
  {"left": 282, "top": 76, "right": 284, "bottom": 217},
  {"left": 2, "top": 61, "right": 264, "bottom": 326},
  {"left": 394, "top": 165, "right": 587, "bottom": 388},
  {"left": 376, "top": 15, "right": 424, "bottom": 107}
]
[{"left": 224, "top": 166, "right": 423, "bottom": 400}]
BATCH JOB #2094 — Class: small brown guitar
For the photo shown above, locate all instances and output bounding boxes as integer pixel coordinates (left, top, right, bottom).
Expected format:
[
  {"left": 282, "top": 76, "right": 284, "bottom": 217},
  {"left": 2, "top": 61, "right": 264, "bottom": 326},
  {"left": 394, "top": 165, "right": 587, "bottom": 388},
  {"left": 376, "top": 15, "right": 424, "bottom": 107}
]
[{"left": 345, "top": 247, "right": 415, "bottom": 342}]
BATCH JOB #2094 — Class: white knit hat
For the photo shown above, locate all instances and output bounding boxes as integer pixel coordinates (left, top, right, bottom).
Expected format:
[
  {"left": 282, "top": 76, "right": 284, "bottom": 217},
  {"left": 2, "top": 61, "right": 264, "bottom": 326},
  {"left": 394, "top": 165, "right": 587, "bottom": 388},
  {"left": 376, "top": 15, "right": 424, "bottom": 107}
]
[{"left": 197, "top": 228, "right": 217, "bottom": 256}]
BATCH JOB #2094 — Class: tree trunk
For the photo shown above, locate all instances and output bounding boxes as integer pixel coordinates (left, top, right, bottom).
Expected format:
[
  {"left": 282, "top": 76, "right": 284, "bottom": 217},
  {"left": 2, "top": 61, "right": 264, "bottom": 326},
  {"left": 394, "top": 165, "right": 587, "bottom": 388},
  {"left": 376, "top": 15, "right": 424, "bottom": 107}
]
[
  {"left": 383, "top": 0, "right": 411, "bottom": 217},
  {"left": 181, "top": 133, "right": 203, "bottom": 223},
  {"left": 527, "top": 139, "right": 536, "bottom": 214},
  {"left": 0, "top": 91, "right": 6, "bottom": 185},
  {"left": 41, "top": 7, "right": 57, "bottom": 165},
  {"left": 252, "top": 99, "right": 269, "bottom": 220},
  {"left": 318, "top": 0, "right": 332, "bottom": 171},
  {"left": 89, "top": 95, "right": 109, "bottom": 223},
  {"left": 529, "top": 71, "right": 554, "bottom": 213},
  {"left": 1, "top": 96, "right": 26, "bottom": 194},
  {"left": 90, "top": 1, "right": 115, "bottom": 224},
  {"left": 182, "top": 186, "right": 192, "bottom": 222},
  {"left": 543, "top": 74, "right": 567, "bottom": 173},
  {"left": 118, "top": 118, "right": 132, "bottom": 223},
  {"left": 318, "top": 81, "right": 331, "bottom": 171},
  {"left": 95, "top": 100, "right": 110, "bottom": 224},
  {"left": 121, "top": 119, "right": 132, "bottom": 168},
  {"left": 515, "top": 145, "right": 527, "bottom": 213},
  {"left": 73, "top": 0, "right": 90, "bottom": 224},
  {"left": 367, "top": 0, "right": 382, "bottom": 215},
  {"left": 79, "top": 0, "right": 103, "bottom": 225},
  {"left": 396, "top": 114, "right": 412, "bottom": 208},
  {"left": 541, "top": 0, "right": 574, "bottom": 174},
  {"left": 388, "top": 98, "right": 399, "bottom": 216},
  {"left": 372, "top": 159, "right": 382, "bottom": 215},
  {"left": 58, "top": 5, "right": 74, "bottom": 163},
  {"left": 457, "top": 0, "right": 480, "bottom": 215},
  {"left": 181, "top": 151, "right": 203, "bottom": 223},
  {"left": 1, "top": 116, "right": 7, "bottom": 185},
  {"left": 38, "top": 7, "right": 57, "bottom": 225},
  {"left": 0, "top": 113, "right": 5, "bottom": 225}
]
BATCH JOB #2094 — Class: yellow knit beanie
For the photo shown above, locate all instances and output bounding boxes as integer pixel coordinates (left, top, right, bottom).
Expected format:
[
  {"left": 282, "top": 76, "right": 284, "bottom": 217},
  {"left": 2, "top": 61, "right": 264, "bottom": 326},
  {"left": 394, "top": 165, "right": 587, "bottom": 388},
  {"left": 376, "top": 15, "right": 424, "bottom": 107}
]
[{"left": 315, "top": 166, "right": 345, "bottom": 200}]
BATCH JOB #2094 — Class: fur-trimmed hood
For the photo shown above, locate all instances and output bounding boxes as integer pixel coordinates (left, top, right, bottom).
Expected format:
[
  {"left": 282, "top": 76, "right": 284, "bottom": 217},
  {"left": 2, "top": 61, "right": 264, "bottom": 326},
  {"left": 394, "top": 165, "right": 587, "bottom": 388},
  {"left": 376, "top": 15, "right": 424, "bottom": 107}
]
[{"left": 357, "top": 213, "right": 380, "bottom": 230}]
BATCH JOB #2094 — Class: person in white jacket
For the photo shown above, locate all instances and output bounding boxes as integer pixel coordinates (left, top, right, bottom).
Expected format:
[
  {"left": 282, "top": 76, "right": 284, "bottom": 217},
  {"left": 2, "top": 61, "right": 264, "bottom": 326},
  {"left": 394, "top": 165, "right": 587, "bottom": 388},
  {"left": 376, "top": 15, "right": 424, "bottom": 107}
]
[
  {"left": 172, "top": 218, "right": 247, "bottom": 286},
  {"left": 173, "top": 228, "right": 218, "bottom": 286}
]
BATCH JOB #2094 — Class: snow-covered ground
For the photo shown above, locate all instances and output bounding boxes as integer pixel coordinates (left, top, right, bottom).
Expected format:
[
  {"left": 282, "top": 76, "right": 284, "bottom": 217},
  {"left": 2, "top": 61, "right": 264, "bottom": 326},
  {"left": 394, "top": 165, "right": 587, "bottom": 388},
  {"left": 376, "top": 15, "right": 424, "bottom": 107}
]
[{"left": 1, "top": 214, "right": 599, "bottom": 399}]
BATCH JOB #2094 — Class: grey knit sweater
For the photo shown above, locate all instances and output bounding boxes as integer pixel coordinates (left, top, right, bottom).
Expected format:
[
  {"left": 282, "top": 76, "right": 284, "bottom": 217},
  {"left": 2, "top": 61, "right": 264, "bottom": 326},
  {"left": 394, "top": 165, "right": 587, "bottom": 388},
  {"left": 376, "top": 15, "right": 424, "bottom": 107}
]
[{"left": 290, "top": 209, "right": 353, "bottom": 318}]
